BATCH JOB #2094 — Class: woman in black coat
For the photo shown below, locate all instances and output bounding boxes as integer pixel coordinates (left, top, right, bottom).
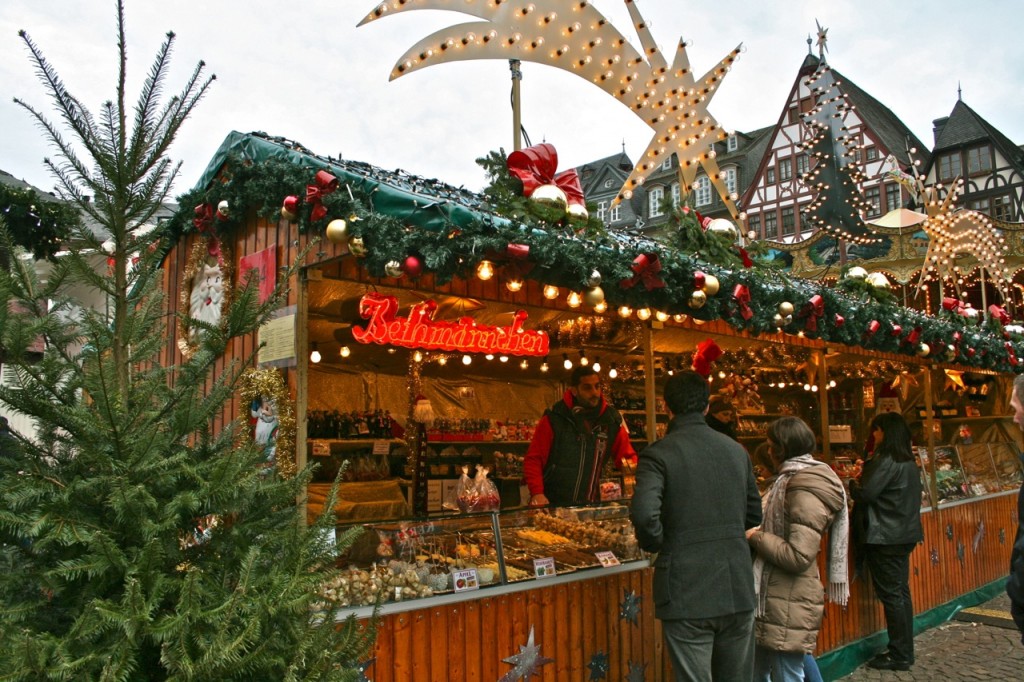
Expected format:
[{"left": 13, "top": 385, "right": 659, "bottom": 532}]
[{"left": 848, "top": 412, "right": 923, "bottom": 671}]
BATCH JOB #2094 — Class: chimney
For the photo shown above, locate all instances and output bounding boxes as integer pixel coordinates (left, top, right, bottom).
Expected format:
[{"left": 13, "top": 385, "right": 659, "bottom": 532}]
[{"left": 932, "top": 117, "right": 949, "bottom": 145}]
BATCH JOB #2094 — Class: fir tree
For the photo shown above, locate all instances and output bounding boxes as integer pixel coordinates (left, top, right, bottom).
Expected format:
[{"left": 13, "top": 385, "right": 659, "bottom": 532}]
[{"left": 0, "top": 3, "right": 373, "bottom": 679}]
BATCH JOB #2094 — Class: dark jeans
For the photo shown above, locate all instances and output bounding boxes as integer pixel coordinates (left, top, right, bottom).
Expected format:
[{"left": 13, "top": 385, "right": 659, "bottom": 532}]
[
  {"left": 662, "top": 610, "right": 754, "bottom": 682},
  {"left": 865, "top": 543, "right": 916, "bottom": 663}
]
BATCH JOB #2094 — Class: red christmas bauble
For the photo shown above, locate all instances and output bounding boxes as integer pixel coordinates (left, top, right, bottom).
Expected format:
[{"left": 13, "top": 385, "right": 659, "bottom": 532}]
[
  {"left": 403, "top": 255, "right": 424, "bottom": 278},
  {"left": 834, "top": 314, "right": 845, "bottom": 327}
]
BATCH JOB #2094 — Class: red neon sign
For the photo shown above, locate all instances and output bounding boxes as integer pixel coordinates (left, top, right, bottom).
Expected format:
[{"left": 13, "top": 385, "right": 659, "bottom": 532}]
[{"left": 351, "top": 293, "right": 549, "bottom": 356}]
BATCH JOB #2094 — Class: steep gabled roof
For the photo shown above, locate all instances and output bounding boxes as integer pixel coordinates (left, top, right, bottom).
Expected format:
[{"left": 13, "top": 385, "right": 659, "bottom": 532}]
[
  {"left": 576, "top": 151, "right": 633, "bottom": 196},
  {"left": 934, "top": 99, "right": 1024, "bottom": 172}
]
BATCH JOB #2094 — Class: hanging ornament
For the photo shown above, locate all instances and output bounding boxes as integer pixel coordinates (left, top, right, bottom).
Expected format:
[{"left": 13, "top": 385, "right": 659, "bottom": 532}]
[
  {"left": 216, "top": 200, "right": 230, "bottom": 221},
  {"left": 586, "top": 269, "right": 603, "bottom": 288},
  {"left": 989, "top": 304, "right": 1012, "bottom": 325},
  {"left": 865, "top": 272, "right": 891, "bottom": 290},
  {"left": 583, "top": 286, "right": 606, "bottom": 307},
  {"left": 834, "top": 313, "right": 845, "bottom": 327},
  {"left": 566, "top": 203, "right": 590, "bottom": 221},
  {"left": 305, "top": 170, "right": 339, "bottom": 222},
  {"left": 384, "top": 260, "right": 403, "bottom": 278},
  {"left": 193, "top": 203, "right": 214, "bottom": 233},
  {"left": 702, "top": 274, "right": 720, "bottom": 296},
  {"left": 773, "top": 313, "right": 785, "bottom": 327},
  {"left": 325, "top": 218, "right": 350, "bottom": 244},
  {"left": 530, "top": 183, "right": 569, "bottom": 211},
  {"left": 619, "top": 253, "right": 665, "bottom": 291},
  {"left": 281, "top": 195, "right": 300, "bottom": 221},
  {"left": 777, "top": 301, "right": 795, "bottom": 317},
  {"left": 799, "top": 295, "right": 825, "bottom": 332},
  {"left": 890, "top": 324, "right": 903, "bottom": 338},
  {"left": 688, "top": 290, "right": 707, "bottom": 309},
  {"left": 403, "top": 255, "right": 424, "bottom": 278},
  {"left": 845, "top": 266, "right": 868, "bottom": 280},
  {"left": 865, "top": 320, "right": 881, "bottom": 338},
  {"left": 506, "top": 143, "right": 586, "bottom": 216},
  {"left": 917, "top": 343, "right": 931, "bottom": 357},
  {"left": 348, "top": 236, "right": 367, "bottom": 257},
  {"left": 945, "top": 344, "right": 957, "bottom": 361},
  {"left": 731, "top": 284, "right": 753, "bottom": 321},
  {"left": 706, "top": 218, "right": 739, "bottom": 243},
  {"left": 963, "top": 307, "right": 981, "bottom": 324}
]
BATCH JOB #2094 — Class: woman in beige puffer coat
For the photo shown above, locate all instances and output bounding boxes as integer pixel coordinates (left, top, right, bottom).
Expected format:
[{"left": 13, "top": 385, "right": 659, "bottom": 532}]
[{"left": 747, "top": 417, "right": 849, "bottom": 682}]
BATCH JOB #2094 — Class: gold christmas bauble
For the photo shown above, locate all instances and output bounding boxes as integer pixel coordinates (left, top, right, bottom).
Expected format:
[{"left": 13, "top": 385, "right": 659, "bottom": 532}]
[
  {"left": 702, "top": 274, "right": 720, "bottom": 296},
  {"left": 348, "top": 236, "right": 367, "bottom": 257},
  {"left": 583, "top": 286, "right": 605, "bottom": 307},
  {"left": 688, "top": 290, "right": 707, "bottom": 309},
  {"left": 566, "top": 203, "right": 589, "bottom": 220},
  {"left": 865, "top": 272, "right": 891, "bottom": 290},
  {"left": 706, "top": 218, "right": 739, "bottom": 243},
  {"left": 530, "top": 184, "right": 568, "bottom": 211},
  {"left": 773, "top": 313, "right": 785, "bottom": 327},
  {"left": 281, "top": 207, "right": 297, "bottom": 222},
  {"left": 917, "top": 343, "right": 931, "bottom": 357},
  {"left": 845, "top": 266, "right": 868, "bottom": 280},
  {"left": 325, "top": 219, "right": 350, "bottom": 244},
  {"left": 778, "top": 301, "right": 795, "bottom": 317}
]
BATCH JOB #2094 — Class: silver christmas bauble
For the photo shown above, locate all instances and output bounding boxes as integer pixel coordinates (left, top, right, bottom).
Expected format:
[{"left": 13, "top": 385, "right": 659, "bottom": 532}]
[
  {"left": 865, "top": 272, "right": 891, "bottom": 290},
  {"left": 688, "top": 290, "right": 707, "bottom": 309},
  {"left": 384, "top": 260, "right": 403, "bottom": 278},
  {"left": 586, "top": 270, "right": 602, "bottom": 288},
  {"left": 845, "top": 266, "right": 868, "bottom": 280}
]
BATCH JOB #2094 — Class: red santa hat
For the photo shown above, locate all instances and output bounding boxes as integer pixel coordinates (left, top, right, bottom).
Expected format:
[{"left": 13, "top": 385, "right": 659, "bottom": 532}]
[{"left": 412, "top": 394, "right": 435, "bottom": 425}]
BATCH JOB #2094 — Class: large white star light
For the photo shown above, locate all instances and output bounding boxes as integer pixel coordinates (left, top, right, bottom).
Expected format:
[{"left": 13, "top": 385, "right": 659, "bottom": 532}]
[{"left": 360, "top": 0, "right": 744, "bottom": 217}]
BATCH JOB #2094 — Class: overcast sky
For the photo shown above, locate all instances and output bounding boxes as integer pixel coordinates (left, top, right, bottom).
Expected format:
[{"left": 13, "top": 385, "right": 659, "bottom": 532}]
[{"left": 2, "top": 1, "right": 1022, "bottom": 200}]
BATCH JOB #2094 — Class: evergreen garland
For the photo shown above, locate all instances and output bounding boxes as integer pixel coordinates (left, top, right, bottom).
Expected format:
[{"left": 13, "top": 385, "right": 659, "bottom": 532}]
[{"left": 0, "top": 184, "right": 79, "bottom": 261}]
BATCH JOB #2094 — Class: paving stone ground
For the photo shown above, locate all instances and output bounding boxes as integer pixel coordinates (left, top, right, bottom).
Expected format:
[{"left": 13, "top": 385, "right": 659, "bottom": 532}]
[{"left": 836, "top": 593, "right": 1024, "bottom": 681}]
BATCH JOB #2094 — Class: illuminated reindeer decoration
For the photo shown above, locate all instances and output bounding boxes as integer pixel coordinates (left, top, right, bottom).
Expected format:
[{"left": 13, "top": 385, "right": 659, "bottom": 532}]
[{"left": 360, "top": 0, "right": 744, "bottom": 219}]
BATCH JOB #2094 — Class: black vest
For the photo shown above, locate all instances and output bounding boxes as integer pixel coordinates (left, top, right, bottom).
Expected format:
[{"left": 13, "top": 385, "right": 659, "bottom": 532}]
[{"left": 542, "top": 399, "right": 625, "bottom": 506}]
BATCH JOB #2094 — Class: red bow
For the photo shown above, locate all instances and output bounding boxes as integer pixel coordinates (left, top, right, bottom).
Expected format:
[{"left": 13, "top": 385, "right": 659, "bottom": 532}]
[
  {"left": 942, "top": 297, "right": 967, "bottom": 316},
  {"left": 989, "top": 305, "right": 1011, "bottom": 325},
  {"left": 905, "top": 326, "right": 922, "bottom": 346},
  {"left": 799, "top": 294, "right": 824, "bottom": 332},
  {"left": 865, "top": 320, "right": 881, "bottom": 338},
  {"left": 691, "top": 338, "right": 723, "bottom": 377},
  {"left": 506, "top": 143, "right": 585, "bottom": 207},
  {"left": 681, "top": 206, "right": 711, "bottom": 229},
  {"left": 732, "top": 284, "right": 752, "bottom": 321},
  {"left": 503, "top": 243, "right": 535, "bottom": 278},
  {"left": 738, "top": 247, "right": 754, "bottom": 268},
  {"left": 305, "top": 170, "right": 339, "bottom": 222},
  {"left": 193, "top": 203, "right": 214, "bottom": 233},
  {"left": 620, "top": 253, "right": 666, "bottom": 291}
]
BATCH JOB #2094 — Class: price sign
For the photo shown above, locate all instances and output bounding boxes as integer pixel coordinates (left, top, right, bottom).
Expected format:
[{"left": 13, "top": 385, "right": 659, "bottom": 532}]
[
  {"left": 595, "top": 551, "right": 620, "bottom": 567},
  {"left": 452, "top": 568, "right": 480, "bottom": 593},
  {"left": 533, "top": 557, "right": 556, "bottom": 578},
  {"left": 372, "top": 440, "right": 392, "bottom": 455},
  {"left": 311, "top": 441, "right": 330, "bottom": 457}
]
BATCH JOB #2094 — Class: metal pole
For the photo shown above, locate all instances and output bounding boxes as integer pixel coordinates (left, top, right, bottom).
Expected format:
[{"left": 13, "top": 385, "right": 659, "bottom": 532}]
[
  {"left": 643, "top": 325, "right": 656, "bottom": 443},
  {"left": 981, "top": 267, "right": 989, "bottom": 321},
  {"left": 510, "top": 59, "right": 522, "bottom": 151}
]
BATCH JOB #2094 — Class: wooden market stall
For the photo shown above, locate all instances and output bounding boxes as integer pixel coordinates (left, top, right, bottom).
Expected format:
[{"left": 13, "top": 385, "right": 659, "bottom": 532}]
[{"left": 158, "top": 132, "right": 1024, "bottom": 681}]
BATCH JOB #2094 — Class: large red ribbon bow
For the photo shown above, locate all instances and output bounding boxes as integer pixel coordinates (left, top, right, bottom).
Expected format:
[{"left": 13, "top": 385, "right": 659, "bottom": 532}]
[
  {"left": 989, "top": 304, "right": 1011, "bottom": 325},
  {"left": 506, "top": 143, "right": 585, "bottom": 207},
  {"left": 732, "top": 284, "right": 752, "bottom": 321},
  {"left": 619, "top": 253, "right": 666, "bottom": 291},
  {"left": 799, "top": 294, "right": 824, "bottom": 332},
  {"left": 305, "top": 170, "right": 339, "bottom": 222},
  {"left": 193, "top": 203, "right": 214, "bottom": 233},
  {"left": 942, "top": 297, "right": 967, "bottom": 316},
  {"left": 691, "top": 338, "right": 723, "bottom": 377}
]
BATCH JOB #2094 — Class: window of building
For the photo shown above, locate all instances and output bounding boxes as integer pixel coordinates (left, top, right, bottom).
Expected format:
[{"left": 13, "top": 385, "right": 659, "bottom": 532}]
[
  {"left": 723, "top": 167, "right": 737, "bottom": 197},
  {"left": 609, "top": 202, "right": 621, "bottom": 222},
  {"left": 778, "top": 157, "right": 792, "bottom": 181},
  {"left": 661, "top": 156, "right": 673, "bottom": 171},
  {"left": 747, "top": 214, "right": 761, "bottom": 237},
  {"left": 727, "top": 134, "right": 738, "bottom": 152},
  {"left": 781, "top": 207, "right": 795, "bottom": 236},
  {"left": 796, "top": 154, "right": 810, "bottom": 178},
  {"left": 798, "top": 203, "right": 810, "bottom": 235},
  {"left": 695, "top": 176, "right": 712, "bottom": 207},
  {"left": 766, "top": 166, "right": 776, "bottom": 184},
  {"left": 992, "top": 194, "right": 1012, "bottom": 221},
  {"left": 787, "top": 107, "right": 800, "bottom": 124},
  {"left": 648, "top": 186, "right": 665, "bottom": 218},
  {"left": 671, "top": 182, "right": 681, "bottom": 208},
  {"left": 764, "top": 211, "right": 778, "bottom": 239},
  {"left": 938, "top": 152, "right": 962, "bottom": 181},
  {"left": 967, "top": 146, "right": 993, "bottom": 175},
  {"left": 886, "top": 184, "right": 901, "bottom": 212},
  {"left": 968, "top": 197, "right": 990, "bottom": 213},
  {"left": 864, "top": 185, "right": 881, "bottom": 216},
  {"left": 597, "top": 200, "right": 608, "bottom": 222},
  {"left": 865, "top": 146, "right": 879, "bottom": 162}
]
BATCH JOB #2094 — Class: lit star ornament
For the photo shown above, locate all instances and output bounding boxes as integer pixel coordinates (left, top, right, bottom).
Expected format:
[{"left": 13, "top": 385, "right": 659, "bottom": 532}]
[
  {"left": 351, "top": 658, "right": 375, "bottom": 682},
  {"left": 626, "top": 660, "right": 648, "bottom": 682},
  {"left": 499, "top": 626, "right": 555, "bottom": 681},
  {"left": 587, "top": 651, "right": 610, "bottom": 680},
  {"left": 619, "top": 588, "right": 641, "bottom": 626},
  {"left": 360, "top": 0, "right": 744, "bottom": 217}
]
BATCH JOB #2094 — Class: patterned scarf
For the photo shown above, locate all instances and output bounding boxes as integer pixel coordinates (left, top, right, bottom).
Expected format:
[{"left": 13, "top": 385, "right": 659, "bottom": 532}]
[{"left": 753, "top": 454, "right": 850, "bottom": 617}]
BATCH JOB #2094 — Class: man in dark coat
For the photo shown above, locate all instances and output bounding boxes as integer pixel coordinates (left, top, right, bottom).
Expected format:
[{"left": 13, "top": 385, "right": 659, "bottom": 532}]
[
  {"left": 524, "top": 366, "right": 636, "bottom": 507},
  {"left": 631, "top": 371, "right": 762, "bottom": 681},
  {"left": 1008, "top": 374, "right": 1024, "bottom": 642}
]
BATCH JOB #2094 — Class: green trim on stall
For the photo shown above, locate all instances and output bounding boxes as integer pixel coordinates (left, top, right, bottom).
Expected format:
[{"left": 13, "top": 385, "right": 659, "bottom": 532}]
[{"left": 816, "top": 577, "right": 1007, "bottom": 681}]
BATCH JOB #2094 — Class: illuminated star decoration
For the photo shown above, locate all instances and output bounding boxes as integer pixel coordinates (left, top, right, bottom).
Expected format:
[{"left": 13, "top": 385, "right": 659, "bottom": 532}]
[
  {"left": 499, "top": 626, "right": 555, "bottom": 681},
  {"left": 814, "top": 19, "right": 828, "bottom": 58},
  {"left": 352, "top": 658, "right": 375, "bottom": 682},
  {"left": 588, "top": 651, "right": 609, "bottom": 681},
  {"left": 627, "top": 660, "right": 648, "bottom": 682},
  {"left": 930, "top": 548, "right": 940, "bottom": 565},
  {"left": 360, "top": 0, "right": 745, "bottom": 218},
  {"left": 619, "top": 588, "right": 641, "bottom": 626}
]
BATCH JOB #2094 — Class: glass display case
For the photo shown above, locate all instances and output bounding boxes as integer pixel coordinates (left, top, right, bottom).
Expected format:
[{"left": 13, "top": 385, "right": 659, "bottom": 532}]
[
  {"left": 322, "top": 502, "right": 644, "bottom": 609},
  {"left": 917, "top": 443, "right": 1023, "bottom": 507}
]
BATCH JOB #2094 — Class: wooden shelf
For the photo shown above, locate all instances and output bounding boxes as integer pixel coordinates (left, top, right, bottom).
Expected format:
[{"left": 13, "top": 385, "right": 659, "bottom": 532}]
[
  {"left": 309, "top": 438, "right": 403, "bottom": 446},
  {"left": 940, "top": 416, "right": 1009, "bottom": 424},
  {"left": 428, "top": 440, "right": 532, "bottom": 445}
]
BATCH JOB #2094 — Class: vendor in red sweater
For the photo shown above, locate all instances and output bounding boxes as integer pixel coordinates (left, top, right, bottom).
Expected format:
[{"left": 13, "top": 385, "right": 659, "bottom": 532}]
[{"left": 524, "top": 366, "right": 637, "bottom": 506}]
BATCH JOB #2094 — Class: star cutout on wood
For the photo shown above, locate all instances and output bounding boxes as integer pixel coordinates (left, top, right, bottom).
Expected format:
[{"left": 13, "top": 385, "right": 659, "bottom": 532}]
[
  {"left": 499, "top": 626, "right": 555, "bottom": 682},
  {"left": 626, "top": 660, "right": 648, "bottom": 682},
  {"left": 587, "top": 651, "right": 609, "bottom": 681},
  {"left": 352, "top": 658, "right": 375, "bottom": 682},
  {"left": 620, "top": 589, "right": 641, "bottom": 626}
]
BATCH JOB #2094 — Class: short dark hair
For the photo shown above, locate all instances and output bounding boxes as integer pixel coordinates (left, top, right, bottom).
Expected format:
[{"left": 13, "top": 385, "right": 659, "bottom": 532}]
[
  {"left": 570, "top": 365, "right": 599, "bottom": 387},
  {"left": 870, "top": 411, "right": 914, "bottom": 463},
  {"left": 767, "top": 417, "right": 816, "bottom": 460},
  {"left": 663, "top": 371, "right": 710, "bottom": 416}
]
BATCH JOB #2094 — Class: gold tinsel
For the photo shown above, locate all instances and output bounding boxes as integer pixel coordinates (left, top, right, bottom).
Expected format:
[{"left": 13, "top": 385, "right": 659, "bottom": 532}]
[
  {"left": 238, "top": 366, "right": 296, "bottom": 478},
  {"left": 177, "top": 236, "right": 233, "bottom": 359}
]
